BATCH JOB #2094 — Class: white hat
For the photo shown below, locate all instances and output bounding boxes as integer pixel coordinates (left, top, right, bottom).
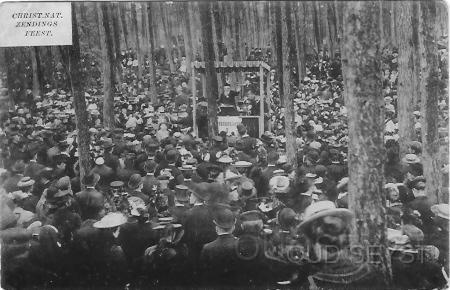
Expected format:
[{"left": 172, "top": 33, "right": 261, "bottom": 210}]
[
  {"left": 305, "top": 173, "right": 317, "bottom": 178},
  {"left": 310, "top": 141, "right": 322, "bottom": 150},
  {"left": 431, "top": 204, "right": 449, "bottom": 220},
  {"left": 218, "top": 155, "right": 233, "bottom": 164},
  {"left": 402, "top": 154, "right": 420, "bottom": 164},
  {"left": 298, "top": 201, "right": 354, "bottom": 232},
  {"left": 314, "top": 177, "right": 323, "bottom": 184},
  {"left": 269, "top": 176, "right": 290, "bottom": 194},
  {"left": 233, "top": 160, "right": 253, "bottom": 168},
  {"left": 93, "top": 212, "right": 127, "bottom": 228},
  {"left": 95, "top": 157, "right": 105, "bottom": 165},
  {"left": 277, "top": 155, "right": 288, "bottom": 165}
]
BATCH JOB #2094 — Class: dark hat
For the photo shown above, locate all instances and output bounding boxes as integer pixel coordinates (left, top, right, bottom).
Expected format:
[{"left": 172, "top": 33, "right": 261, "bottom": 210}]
[
  {"left": 82, "top": 173, "right": 100, "bottom": 187},
  {"left": 128, "top": 174, "right": 143, "bottom": 189},
  {"left": 188, "top": 182, "right": 212, "bottom": 201},
  {"left": 166, "top": 149, "right": 178, "bottom": 163},
  {"left": 174, "top": 184, "right": 189, "bottom": 201},
  {"left": 102, "top": 138, "right": 114, "bottom": 149},
  {"left": 240, "top": 210, "right": 266, "bottom": 223},
  {"left": 213, "top": 208, "right": 235, "bottom": 229},
  {"left": 278, "top": 208, "right": 299, "bottom": 230},
  {"left": 11, "top": 160, "right": 26, "bottom": 173},
  {"left": 238, "top": 181, "right": 257, "bottom": 198}
]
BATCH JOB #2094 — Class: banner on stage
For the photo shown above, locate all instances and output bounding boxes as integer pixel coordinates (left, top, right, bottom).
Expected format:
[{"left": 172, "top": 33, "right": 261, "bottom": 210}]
[
  {"left": 0, "top": 2, "right": 72, "bottom": 47},
  {"left": 218, "top": 116, "right": 242, "bottom": 136}
]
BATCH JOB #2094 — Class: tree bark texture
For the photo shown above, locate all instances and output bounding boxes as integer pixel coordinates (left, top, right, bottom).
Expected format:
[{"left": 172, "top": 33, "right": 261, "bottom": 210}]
[
  {"left": 98, "top": 3, "right": 116, "bottom": 130},
  {"left": 419, "top": 1, "right": 442, "bottom": 204},
  {"left": 342, "top": 1, "right": 391, "bottom": 284},
  {"left": 64, "top": 3, "right": 91, "bottom": 190},
  {"left": 397, "top": 1, "right": 416, "bottom": 158},
  {"left": 119, "top": 3, "right": 129, "bottom": 50},
  {"left": 199, "top": 2, "right": 219, "bottom": 139},
  {"left": 30, "top": 46, "right": 43, "bottom": 99},
  {"left": 281, "top": 2, "right": 297, "bottom": 169},
  {"left": 146, "top": 3, "right": 158, "bottom": 105},
  {"left": 131, "top": 3, "right": 143, "bottom": 79}
]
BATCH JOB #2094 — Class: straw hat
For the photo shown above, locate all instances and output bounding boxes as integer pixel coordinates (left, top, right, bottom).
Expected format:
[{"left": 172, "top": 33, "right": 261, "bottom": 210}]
[
  {"left": 297, "top": 201, "right": 354, "bottom": 233},
  {"left": 93, "top": 212, "right": 127, "bottom": 229},
  {"left": 17, "top": 177, "right": 35, "bottom": 188}
]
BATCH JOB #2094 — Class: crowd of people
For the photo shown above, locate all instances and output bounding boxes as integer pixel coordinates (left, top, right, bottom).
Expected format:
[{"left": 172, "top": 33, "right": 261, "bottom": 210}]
[{"left": 1, "top": 45, "right": 449, "bottom": 289}]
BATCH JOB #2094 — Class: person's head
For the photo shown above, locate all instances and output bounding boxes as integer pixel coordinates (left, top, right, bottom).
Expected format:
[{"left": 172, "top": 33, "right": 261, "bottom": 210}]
[
  {"left": 299, "top": 201, "right": 353, "bottom": 262},
  {"left": 267, "top": 151, "right": 279, "bottom": 165},
  {"left": 224, "top": 85, "right": 231, "bottom": 95},
  {"left": 213, "top": 208, "right": 236, "bottom": 235},
  {"left": 410, "top": 176, "right": 426, "bottom": 197},
  {"left": 385, "top": 183, "right": 400, "bottom": 202}
]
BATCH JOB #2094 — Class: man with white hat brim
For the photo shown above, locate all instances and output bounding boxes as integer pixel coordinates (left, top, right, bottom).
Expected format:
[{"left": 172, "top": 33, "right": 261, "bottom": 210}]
[
  {"left": 93, "top": 212, "right": 127, "bottom": 229},
  {"left": 297, "top": 200, "right": 354, "bottom": 232}
]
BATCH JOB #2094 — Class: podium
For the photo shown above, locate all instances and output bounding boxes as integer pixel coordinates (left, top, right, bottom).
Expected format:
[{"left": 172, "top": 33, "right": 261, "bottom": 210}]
[{"left": 218, "top": 116, "right": 260, "bottom": 137}]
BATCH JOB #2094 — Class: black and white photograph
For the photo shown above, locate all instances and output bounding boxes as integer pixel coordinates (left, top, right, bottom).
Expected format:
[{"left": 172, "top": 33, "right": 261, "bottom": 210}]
[{"left": 0, "top": 1, "right": 449, "bottom": 289}]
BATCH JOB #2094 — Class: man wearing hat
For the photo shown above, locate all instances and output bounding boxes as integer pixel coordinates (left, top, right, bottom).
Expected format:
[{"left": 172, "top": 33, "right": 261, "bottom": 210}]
[
  {"left": 16, "top": 176, "right": 39, "bottom": 212},
  {"left": 102, "top": 138, "right": 119, "bottom": 172},
  {"left": 200, "top": 207, "right": 239, "bottom": 286},
  {"left": 75, "top": 173, "right": 105, "bottom": 220},
  {"left": 3, "top": 160, "right": 26, "bottom": 193},
  {"left": 142, "top": 160, "right": 159, "bottom": 197},
  {"left": 168, "top": 184, "right": 191, "bottom": 225},
  {"left": 406, "top": 176, "right": 435, "bottom": 236},
  {"left": 183, "top": 182, "right": 217, "bottom": 283},
  {"left": 127, "top": 173, "right": 150, "bottom": 204},
  {"left": 154, "top": 149, "right": 184, "bottom": 187},
  {"left": 234, "top": 209, "right": 271, "bottom": 285},
  {"left": 90, "top": 157, "right": 115, "bottom": 190},
  {"left": 296, "top": 201, "right": 385, "bottom": 288},
  {"left": 218, "top": 83, "right": 238, "bottom": 116}
]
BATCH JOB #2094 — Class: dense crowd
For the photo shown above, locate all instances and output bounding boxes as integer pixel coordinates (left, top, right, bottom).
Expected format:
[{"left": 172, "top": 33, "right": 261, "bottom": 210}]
[{"left": 1, "top": 46, "right": 449, "bottom": 289}]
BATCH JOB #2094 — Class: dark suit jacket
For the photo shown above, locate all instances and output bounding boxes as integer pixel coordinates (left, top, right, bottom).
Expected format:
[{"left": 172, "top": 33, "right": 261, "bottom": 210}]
[
  {"left": 104, "top": 152, "right": 120, "bottom": 172},
  {"left": 75, "top": 188, "right": 105, "bottom": 220},
  {"left": 183, "top": 205, "right": 216, "bottom": 257},
  {"left": 169, "top": 205, "right": 190, "bottom": 225},
  {"left": 200, "top": 234, "right": 240, "bottom": 286}
]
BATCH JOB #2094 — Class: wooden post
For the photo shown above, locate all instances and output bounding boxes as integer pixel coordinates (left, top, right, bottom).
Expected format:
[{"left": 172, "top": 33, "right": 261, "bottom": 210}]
[
  {"left": 192, "top": 65, "right": 198, "bottom": 137},
  {"left": 259, "top": 65, "right": 264, "bottom": 136}
]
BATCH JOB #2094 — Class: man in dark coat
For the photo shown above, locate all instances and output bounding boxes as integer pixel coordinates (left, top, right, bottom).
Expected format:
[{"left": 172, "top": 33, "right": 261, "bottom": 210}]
[
  {"left": 168, "top": 184, "right": 191, "bottom": 225},
  {"left": 183, "top": 182, "right": 217, "bottom": 284},
  {"left": 74, "top": 173, "right": 105, "bottom": 220},
  {"left": 90, "top": 157, "right": 115, "bottom": 191},
  {"left": 3, "top": 160, "right": 25, "bottom": 193},
  {"left": 200, "top": 207, "right": 240, "bottom": 287},
  {"left": 102, "top": 138, "right": 120, "bottom": 172}
]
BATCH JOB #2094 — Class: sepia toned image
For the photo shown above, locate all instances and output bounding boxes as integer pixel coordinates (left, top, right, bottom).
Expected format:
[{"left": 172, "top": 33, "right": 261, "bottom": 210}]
[{"left": 0, "top": 1, "right": 448, "bottom": 289}]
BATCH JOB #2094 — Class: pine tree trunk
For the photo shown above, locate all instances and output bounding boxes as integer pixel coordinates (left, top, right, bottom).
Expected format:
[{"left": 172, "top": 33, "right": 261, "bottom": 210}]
[
  {"left": 419, "top": 1, "right": 442, "bottom": 204},
  {"left": 281, "top": 2, "right": 297, "bottom": 168},
  {"left": 159, "top": 3, "right": 175, "bottom": 73},
  {"left": 211, "top": 2, "right": 223, "bottom": 92},
  {"left": 181, "top": 2, "right": 192, "bottom": 75},
  {"left": 131, "top": 3, "right": 143, "bottom": 80},
  {"left": 412, "top": 2, "right": 421, "bottom": 110},
  {"left": 342, "top": 1, "right": 391, "bottom": 284},
  {"left": 119, "top": 3, "right": 129, "bottom": 50},
  {"left": 312, "top": 2, "right": 322, "bottom": 53},
  {"left": 188, "top": 2, "right": 199, "bottom": 61},
  {"left": 30, "top": 47, "right": 43, "bottom": 99},
  {"left": 199, "top": 2, "right": 218, "bottom": 138},
  {"left": 64, "top": 3, "right": 91, "bottom": 189},
  {"left": 110, "top": 4, "right": 122, "bottom": 84},
  {"left": 272, "top": 2, "right": 284, "bottom": 104},
  {"left": 295, "top": 3, "right": 307, "bottom": 87},
  {"left": 146, "top": 3, "right": 158, "bottom": 105},
  {"left": 397, "top": 2, "right": 416, "bottom": 158},
  {"left": 98, "top": 3, "right": 116, "bottom": 130}
]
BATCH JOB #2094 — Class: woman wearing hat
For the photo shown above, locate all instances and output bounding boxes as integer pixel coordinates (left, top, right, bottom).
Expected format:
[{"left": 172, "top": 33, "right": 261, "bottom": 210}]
[{"left": 294, "top": 201, "right": 385, "bottom": 288}]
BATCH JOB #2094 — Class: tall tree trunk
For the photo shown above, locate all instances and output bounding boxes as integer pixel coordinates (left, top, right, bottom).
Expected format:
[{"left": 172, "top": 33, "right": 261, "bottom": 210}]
[
  {"left": 381, "top": 0, "right": 392, "bottom": 48},
  {"left": 119, "top": 3, "right": 129, "bottom": 50},
  {"left": 411, "top": 2, "right": 421, "bottom": 110},
  {"left": 131, "top": 3, "right": 143, "bottom": 79},
  {"left": 159, "top": 3, "right": 175, "bottom": 73},
  {"left": 146, "top": 3, "right": 158, "bottom": 105},
  {"left": 295, "top": 3, "right": 307, "bottom": 87},
  {"left": 199, "top": 2, "right": 218, "bottom": 138},
  {"left": 188, "top": 2, "right": 200, "bottom": 61},
  {"left": 181, "top": 2, "right": 193, "bottom": 75},
  {"left": 397, "top": 2, "right": 416, "bottom": 158},
  {"left": 110, "top": 4, "right": 122, "bottom": 84},
  {"left": 312, "top": 1, "right": 322, "bottom": 53},
  {"left": 281, "top": 1, "right": 297, "bottom": 168},
  {"left": 4, "top": 48, "right": 16, "bottom": 108},
  {"left": 211, "top": 2, "right": 223, "bottom": 92},
  {"left": 272, "top": 2, "right": 284, "bottom": 105},
  {"left": 419, "top": 1, "right": 442, "bottom": 203},
  {"left": 342, "top": 1, "right": 391, "bottom": 284},
  {"left": 98, "top": 3, "right": 116, "bottom": 130},
  {"left": 63, "top": 3, "right": 91, "bottom": 189},
  {"left": 30, "top": 47, "right": 43, "bottom": 99}
]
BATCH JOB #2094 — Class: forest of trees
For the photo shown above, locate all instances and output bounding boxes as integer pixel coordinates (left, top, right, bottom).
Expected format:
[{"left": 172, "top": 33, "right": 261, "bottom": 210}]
[{"left": 0, "top": 2, "right": 448, "bottom": 285}]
